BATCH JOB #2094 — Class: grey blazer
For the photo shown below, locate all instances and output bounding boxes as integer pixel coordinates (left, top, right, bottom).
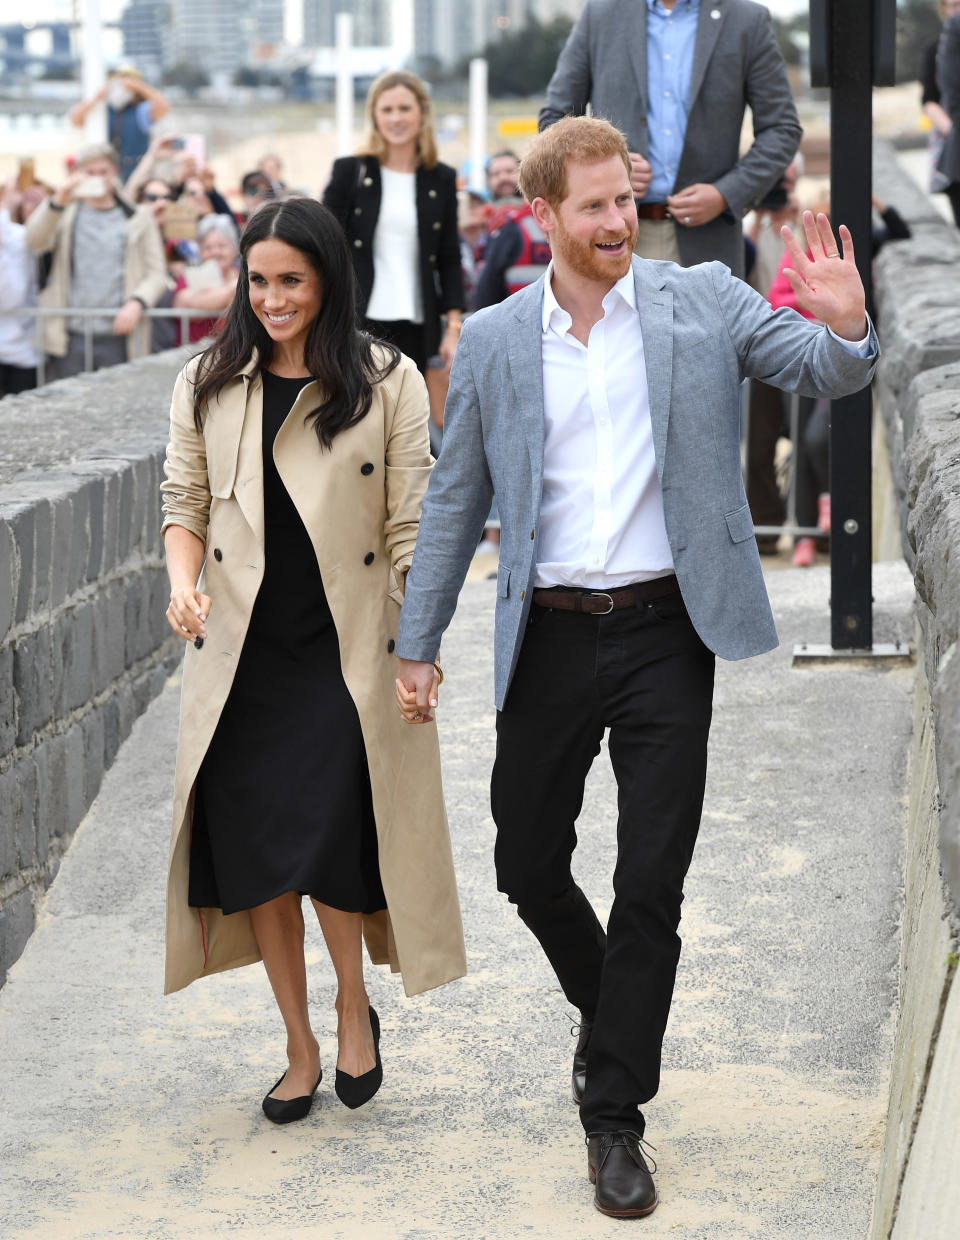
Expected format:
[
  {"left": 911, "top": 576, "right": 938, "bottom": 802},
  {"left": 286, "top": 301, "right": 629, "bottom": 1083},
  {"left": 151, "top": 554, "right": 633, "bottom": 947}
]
[
  {"left": 397, "top": 258, "right": 879, "bottom": 711},
  {"left": 538, "top": 0, "right": 802, "bottom": 276}
]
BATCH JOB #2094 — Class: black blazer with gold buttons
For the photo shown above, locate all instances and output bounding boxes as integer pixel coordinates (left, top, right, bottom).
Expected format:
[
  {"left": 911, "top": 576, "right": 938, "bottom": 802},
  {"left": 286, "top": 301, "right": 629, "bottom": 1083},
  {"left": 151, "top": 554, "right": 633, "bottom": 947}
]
[{"left": 323, "top": 155, "right": 464, "bottom": 359}]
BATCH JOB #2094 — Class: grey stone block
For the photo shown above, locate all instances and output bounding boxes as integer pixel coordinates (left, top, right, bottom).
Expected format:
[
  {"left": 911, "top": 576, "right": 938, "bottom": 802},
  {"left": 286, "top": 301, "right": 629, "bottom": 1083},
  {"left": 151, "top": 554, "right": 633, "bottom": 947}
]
[
  {"left": 0, "top": 767, "right": 15, "bottom": 879},
  {"left": 38, "top": 732, "right": 69, "bottom": 842},
  {"left": 124, "top": 574, "right": 156, "bottom": 666},
  {"left": 0, "top": 887, "right": 35, "bottom": 984},
  {"left": 32, "top": 498, "right": 52, "bottom": 611},
  {"left": 102, "top": 695, "right": 122, "bottom": 768},
  {"left": 0, "top": 521, "right": 14, "bottom": 643},
  {"left": 100, "top": 468, "right": 120, "bottom": 577},
  {"left": 132, "top": 663, "right": 165, "bottom": 717},
  {"left": 14, "top": 756, "right": 37, "bottom": 870},
  {"left": 81, "top": 707, "right": 104, "bottom": 810},
  {"left": 0, "top": 645, "right": 14, "bottom": 759},
  {"left": 53, "top": 602, "right": 94, "bottom": 716},
  {"left": 64, "top": 723, "right": 85, "bottom": 832},
  {"left": 91, "top": 582, "right": 126, "bottom": 696},
  {"left": 68, "top": 483, "right": 91, "bottom": 602},
  {"left": 33, "top": 746, "right": 49, "bottom": 866},
  {"left": 13, "top": 627, "right": 52, "bottom": 745},
  {"left": 5, "top": 502, "right": 35, "bottom": 626},
  {"left": 84, "top": 473, "right": 106, "bottom": 582},
  {"left": 131, "top": 458, "right": 150, "bottom": 555},
  {"left": 117, "top": 467, "right": 135, "bottom": 561},
  {"left": 49, "top": 493, "right": 73, "bottom": 609}
]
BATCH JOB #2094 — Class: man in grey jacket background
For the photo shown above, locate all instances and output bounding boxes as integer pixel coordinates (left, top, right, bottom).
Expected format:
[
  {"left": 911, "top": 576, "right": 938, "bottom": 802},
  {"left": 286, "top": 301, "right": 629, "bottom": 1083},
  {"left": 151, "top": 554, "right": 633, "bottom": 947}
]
[
  {"left": 395, "top": 117, "right": 876, "bottom": 1219},
  {"left": 540, "top": 0, "right": 802, "bottom": 276}
]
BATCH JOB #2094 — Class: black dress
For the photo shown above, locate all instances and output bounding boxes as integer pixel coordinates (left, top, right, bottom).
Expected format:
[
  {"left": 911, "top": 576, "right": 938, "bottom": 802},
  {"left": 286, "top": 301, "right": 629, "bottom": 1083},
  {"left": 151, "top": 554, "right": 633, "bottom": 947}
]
[{"left": 188, "top": 370, "right": 386, "bottom": 916}]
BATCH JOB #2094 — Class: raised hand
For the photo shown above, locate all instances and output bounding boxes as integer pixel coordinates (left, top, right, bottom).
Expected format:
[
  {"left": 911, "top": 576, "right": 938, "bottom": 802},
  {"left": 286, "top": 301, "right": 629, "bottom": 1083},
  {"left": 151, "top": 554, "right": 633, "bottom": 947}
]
[{"left": 780, "top": 210, "right": 867, "bottom": 342}]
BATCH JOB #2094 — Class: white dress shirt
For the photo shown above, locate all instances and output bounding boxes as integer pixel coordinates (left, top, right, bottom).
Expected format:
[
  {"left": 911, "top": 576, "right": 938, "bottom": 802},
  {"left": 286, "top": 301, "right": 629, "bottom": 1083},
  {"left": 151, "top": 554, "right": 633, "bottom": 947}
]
[{"left": 536, "top": 263, "right": 674, "bottom": 589}]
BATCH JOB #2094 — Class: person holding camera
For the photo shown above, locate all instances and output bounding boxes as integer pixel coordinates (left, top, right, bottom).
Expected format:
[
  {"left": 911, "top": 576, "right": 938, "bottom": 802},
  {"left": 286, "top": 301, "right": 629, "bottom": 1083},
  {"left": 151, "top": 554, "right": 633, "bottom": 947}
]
[{"left": 25, "top": 143, "right": 166, "bottom": 380}]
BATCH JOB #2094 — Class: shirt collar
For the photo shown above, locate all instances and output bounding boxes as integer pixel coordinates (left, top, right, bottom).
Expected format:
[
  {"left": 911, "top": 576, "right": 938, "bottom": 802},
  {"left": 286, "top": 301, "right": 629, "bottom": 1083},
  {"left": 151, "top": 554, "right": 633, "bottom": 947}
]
[
  {"left": 541, "top": 260, "right": 638, "bottom": 333},
  {"left": 647, "top": 0, "right": 699, "bottom": 12}
]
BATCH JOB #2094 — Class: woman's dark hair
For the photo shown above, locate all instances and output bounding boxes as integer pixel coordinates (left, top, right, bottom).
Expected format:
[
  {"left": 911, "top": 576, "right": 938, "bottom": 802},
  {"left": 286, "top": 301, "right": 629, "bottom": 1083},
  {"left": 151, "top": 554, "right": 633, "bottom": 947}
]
[{"left": 191, "top": 197, "right": 400, "bottom": 447}]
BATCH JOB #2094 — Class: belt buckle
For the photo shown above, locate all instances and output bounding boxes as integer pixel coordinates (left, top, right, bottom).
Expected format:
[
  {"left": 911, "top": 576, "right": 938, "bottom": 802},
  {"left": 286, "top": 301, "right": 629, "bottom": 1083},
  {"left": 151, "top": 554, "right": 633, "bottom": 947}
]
[{"left": 588, "top": 591, "right": 615, "bottom": 615}]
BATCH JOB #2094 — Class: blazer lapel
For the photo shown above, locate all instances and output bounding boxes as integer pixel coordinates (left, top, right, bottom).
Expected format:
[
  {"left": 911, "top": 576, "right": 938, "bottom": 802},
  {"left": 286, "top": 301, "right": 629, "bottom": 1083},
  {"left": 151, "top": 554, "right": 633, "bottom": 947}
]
[
  {"left": 627, "top": 0, "right": 649, "bottom": 123},
  {"left": 687, "top": 0, "right": 724, "bottom": 115},
  {"left": 633, "top": 262, "right": 673, "bottom": 479},
  {"left": 234, "top": 368, "right": 265, "bottom": 548},
  {"left": 508, "top": 282, "right": 547, "bottom": 492}
]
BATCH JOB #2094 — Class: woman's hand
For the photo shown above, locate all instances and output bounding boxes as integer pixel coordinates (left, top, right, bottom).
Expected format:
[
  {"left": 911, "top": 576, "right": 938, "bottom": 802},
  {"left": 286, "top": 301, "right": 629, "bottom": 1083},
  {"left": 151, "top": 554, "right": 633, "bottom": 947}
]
[
  {"left": 439, "top": 319, "right": 461, "bottom": 369},
  {"left": 396, "top": 659, "right": 441, "bottom": 724},
  {"left": 166, "top": 586, "right": 212, "bottom": 643}
]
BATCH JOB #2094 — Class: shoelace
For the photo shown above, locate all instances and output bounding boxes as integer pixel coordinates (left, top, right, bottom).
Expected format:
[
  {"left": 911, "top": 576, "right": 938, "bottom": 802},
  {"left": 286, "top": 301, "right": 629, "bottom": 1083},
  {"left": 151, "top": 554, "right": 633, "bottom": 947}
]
[{"left": 585, "top": 1131, "right": 658, "bottom": 1175}]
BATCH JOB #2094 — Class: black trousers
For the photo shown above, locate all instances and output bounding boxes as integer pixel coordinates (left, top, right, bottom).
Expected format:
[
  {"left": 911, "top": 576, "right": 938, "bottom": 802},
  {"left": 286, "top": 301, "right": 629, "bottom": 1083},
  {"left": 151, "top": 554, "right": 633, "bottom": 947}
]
[
  {"left": 362, "top": 317, "right": 427, "bottom": 375},
  {"left": 491, "top": 590, "right": 715, "bottom": 1135}
]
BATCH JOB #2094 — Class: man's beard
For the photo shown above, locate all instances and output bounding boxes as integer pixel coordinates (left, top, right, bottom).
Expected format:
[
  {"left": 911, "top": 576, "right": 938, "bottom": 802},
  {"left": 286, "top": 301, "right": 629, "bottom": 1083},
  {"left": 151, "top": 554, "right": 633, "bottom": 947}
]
[{"left": 551, "top": 218, "right": 637, "bottom": 283}]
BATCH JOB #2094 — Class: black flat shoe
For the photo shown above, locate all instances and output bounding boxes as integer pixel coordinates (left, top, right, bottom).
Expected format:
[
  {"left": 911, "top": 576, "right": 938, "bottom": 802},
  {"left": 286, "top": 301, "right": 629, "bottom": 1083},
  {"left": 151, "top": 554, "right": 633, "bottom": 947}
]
[
  {"left": 335, "top": 1005, "right": 382, "bottom": 1109},
  {"left": 587, "top": 1131, "right": 659, "bottom": 1218},
  {"left": 261, "top": 1067, "right": 322, "bottom": 1124},
  {"left": 571, "top": 1016, "right": 593, "bottom": 1105}
]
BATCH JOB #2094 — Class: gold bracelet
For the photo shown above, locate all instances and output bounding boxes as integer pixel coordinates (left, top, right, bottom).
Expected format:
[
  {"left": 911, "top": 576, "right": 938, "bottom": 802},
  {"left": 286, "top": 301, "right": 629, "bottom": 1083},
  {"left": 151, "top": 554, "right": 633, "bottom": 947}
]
[{"left": 433, "top": 661, "right": 444, "bottom": 684}]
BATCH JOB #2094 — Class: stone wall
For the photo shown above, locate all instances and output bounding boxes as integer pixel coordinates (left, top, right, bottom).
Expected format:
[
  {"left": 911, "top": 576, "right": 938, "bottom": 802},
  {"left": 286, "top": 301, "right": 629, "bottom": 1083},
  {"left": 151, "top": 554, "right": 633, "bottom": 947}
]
[
  {"left": 870, "top": 141, "right": 960, "bottom": 1238},
  {"left": 0, "top": 351, "right": 191, "bottom": 984}
]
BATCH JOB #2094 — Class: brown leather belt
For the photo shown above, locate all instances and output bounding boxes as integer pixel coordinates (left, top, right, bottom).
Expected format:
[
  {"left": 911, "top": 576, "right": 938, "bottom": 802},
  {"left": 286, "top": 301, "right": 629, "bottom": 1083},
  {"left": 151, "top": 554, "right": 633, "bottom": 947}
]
[
  {"left": 635, "top": 203, "right": 672, "bottom": 221},
  {"left": 532, "top": 576, "right": 680, "bottom": 615}
]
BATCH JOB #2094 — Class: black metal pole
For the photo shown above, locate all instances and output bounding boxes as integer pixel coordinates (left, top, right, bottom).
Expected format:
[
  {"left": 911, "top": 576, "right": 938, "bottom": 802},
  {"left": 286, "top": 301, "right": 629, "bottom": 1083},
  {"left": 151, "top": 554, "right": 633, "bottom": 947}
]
[{"left": 827, "top": 0, "right": 874, "bottom": 649}]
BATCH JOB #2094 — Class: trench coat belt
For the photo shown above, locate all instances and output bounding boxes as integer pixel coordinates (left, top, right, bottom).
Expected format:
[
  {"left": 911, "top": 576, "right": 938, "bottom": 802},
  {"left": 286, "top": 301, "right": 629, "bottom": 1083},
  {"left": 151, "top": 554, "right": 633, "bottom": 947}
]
[
  {"left": 532, "top": 575, "right": 680, "bottom": 615},
  {"left": 635, "top": 202, "right": 672, "bottom": 221}
]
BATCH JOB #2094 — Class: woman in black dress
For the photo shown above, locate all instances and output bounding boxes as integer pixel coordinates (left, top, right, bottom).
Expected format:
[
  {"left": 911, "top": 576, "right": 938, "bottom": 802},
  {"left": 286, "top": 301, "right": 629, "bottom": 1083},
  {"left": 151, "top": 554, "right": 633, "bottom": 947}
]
[{"left": 161, "top": 198, "right": 461, "bottom": 1122}]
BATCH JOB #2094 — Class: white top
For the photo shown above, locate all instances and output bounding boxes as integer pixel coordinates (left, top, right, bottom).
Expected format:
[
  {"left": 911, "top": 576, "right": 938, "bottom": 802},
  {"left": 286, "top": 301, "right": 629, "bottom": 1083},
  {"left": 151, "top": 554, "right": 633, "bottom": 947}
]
[
  {"left": 0, "top": 208, "right": 38, "bottom": 368},
  {"left": 536, "top": 263, "right": 674, "bottom": 589},
  {"left": 366, "top": 168, "right": 423, "bottom": 324}
]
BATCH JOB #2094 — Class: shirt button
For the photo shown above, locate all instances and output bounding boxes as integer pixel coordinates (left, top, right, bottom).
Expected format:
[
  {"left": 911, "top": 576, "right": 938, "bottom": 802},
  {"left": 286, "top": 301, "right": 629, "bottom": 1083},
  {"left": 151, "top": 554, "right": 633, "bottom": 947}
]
[
  {"left": 364, "top": 552, "right": 375, "bottom": 565},
  {"left": 213, "top": 548, "right": 222, "bottom": 561},
  {"left": 665, "top": 129, "right": 671, "bottom": 136},
  {"left": 600, "top": 418, "right": 607, "bottom": 425},
  {"left": 665, "top": 53, "right": 671, "bottom": 60},
  {"left": 664, "top": 91, "right": 670, "bottom": 98}
]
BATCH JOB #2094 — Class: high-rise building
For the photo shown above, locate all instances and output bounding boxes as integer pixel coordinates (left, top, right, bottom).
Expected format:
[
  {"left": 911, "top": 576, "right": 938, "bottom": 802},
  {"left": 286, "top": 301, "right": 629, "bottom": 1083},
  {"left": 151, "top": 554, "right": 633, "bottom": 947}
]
[
  {"left": 302, "top": 0, "right": 393, "bottom": 48},
  {"left": 254, "top": 0, "right": 286, "bottom": 47},
  {"left": 411, "top": 0, "right": 546, "bottom": 69},
  {"left": 119, "top": 0, "right": 171, "bottom": 80},
  {"left": 168, "top": 0, "right": 255, "bottom": 84}
]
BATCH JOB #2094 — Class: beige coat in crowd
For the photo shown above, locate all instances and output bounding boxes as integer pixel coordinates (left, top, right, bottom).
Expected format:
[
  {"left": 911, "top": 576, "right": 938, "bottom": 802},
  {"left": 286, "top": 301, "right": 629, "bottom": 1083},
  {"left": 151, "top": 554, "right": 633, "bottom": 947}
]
[
  {"left": 25, "top": 195, "right": 167, "bottom": 360},
  {"left": 160, "top": 349, "right": 466, "bottom": 997}
]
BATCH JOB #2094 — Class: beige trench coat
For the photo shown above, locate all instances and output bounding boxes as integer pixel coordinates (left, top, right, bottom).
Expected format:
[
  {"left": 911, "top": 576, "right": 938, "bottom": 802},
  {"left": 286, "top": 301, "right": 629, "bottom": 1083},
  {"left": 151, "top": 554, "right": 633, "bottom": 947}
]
[{"left": 160, "top": 350, "right": 466, "bottom": 997}]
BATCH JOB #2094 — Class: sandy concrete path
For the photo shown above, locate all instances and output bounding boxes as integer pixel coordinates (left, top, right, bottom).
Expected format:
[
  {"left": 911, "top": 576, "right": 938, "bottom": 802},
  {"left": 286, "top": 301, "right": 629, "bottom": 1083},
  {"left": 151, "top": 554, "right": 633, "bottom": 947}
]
[{"left": 0, "top": 563, "right": 915, "bottom": 1239}]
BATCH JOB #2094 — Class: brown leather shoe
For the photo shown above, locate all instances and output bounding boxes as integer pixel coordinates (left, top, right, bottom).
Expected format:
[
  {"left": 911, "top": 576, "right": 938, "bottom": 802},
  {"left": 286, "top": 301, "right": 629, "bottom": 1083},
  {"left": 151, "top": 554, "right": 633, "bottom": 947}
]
[
  {"left": 587, "top": 1131, "right": 658, "bottom": 1218},
  {"left": 571, "top": 1017, "right": 592, "bottom": 1105}
]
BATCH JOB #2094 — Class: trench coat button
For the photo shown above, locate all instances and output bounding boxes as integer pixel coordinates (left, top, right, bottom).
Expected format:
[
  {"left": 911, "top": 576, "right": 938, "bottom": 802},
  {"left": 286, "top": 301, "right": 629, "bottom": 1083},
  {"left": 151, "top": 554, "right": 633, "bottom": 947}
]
[
  {"left": 354, "top": 238, "right": 363, "bottom": 248},
  {"left": 428, "top": 189, "right": 437, "bottom": 198},
  {"left": 387, "top": 638, "right": 395, "bottom": 653},
  {"left": 364, "top": 551, "right": 375, "bottom": 565},
  {"left": 361, "top": 462, "right": 374, "bottom": 475},
  {"left": 213, "top": 547, "right": 223, "bottom": 561},
  {"left": 432, "top": 220, "right": 441, "bottom": 230},
  {"left": 363, "top": 176, "right": 373, "bottom": 186}
]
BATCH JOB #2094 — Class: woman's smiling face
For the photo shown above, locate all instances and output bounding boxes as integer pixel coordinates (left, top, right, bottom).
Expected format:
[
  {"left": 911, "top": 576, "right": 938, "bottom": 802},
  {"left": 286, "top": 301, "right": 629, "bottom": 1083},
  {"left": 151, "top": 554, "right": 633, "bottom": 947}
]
[{"left": 246, "top": 238, "right": 323, "bottom": 359}]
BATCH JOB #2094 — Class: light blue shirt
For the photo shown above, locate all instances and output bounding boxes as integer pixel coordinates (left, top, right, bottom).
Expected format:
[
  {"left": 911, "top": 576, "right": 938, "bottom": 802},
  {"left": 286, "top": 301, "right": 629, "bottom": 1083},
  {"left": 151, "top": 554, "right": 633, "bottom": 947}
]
[{"left": 644, "top": 0, "right": 700, "bottom": 202}]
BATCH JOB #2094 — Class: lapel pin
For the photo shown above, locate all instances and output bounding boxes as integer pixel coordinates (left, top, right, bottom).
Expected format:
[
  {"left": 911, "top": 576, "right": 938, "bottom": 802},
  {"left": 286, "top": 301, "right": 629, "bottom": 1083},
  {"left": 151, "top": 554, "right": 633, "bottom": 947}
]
[
  {"left": 710, "top": 8, "right": 720, "bottom": 17},
  {"left": 363, "top": 176, "right": 373, "bottom": 186}
]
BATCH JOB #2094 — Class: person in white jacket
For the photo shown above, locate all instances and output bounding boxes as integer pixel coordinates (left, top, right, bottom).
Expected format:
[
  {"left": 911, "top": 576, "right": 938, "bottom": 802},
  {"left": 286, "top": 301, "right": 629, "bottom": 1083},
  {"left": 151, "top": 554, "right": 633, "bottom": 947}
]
[{"left": 0, "top": 179, "right": 40, "bottom": 395}]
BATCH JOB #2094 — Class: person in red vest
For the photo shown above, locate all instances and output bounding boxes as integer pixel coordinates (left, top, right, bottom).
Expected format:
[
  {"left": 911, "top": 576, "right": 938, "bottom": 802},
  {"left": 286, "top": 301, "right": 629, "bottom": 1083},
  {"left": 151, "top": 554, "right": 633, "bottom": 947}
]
[{"left": 473, "top": 201, "right": 553, "bottom": 308}]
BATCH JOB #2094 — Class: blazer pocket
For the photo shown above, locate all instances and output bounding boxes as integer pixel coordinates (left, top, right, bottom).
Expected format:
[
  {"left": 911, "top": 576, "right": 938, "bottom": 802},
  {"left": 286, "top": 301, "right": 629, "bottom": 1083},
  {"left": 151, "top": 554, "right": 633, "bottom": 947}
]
[
  {"left": 497, "top": 564, "right": 511, "bottom": 598},
  {"left": 724, "top": 503, "right": 755, "bottom": 544}
]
